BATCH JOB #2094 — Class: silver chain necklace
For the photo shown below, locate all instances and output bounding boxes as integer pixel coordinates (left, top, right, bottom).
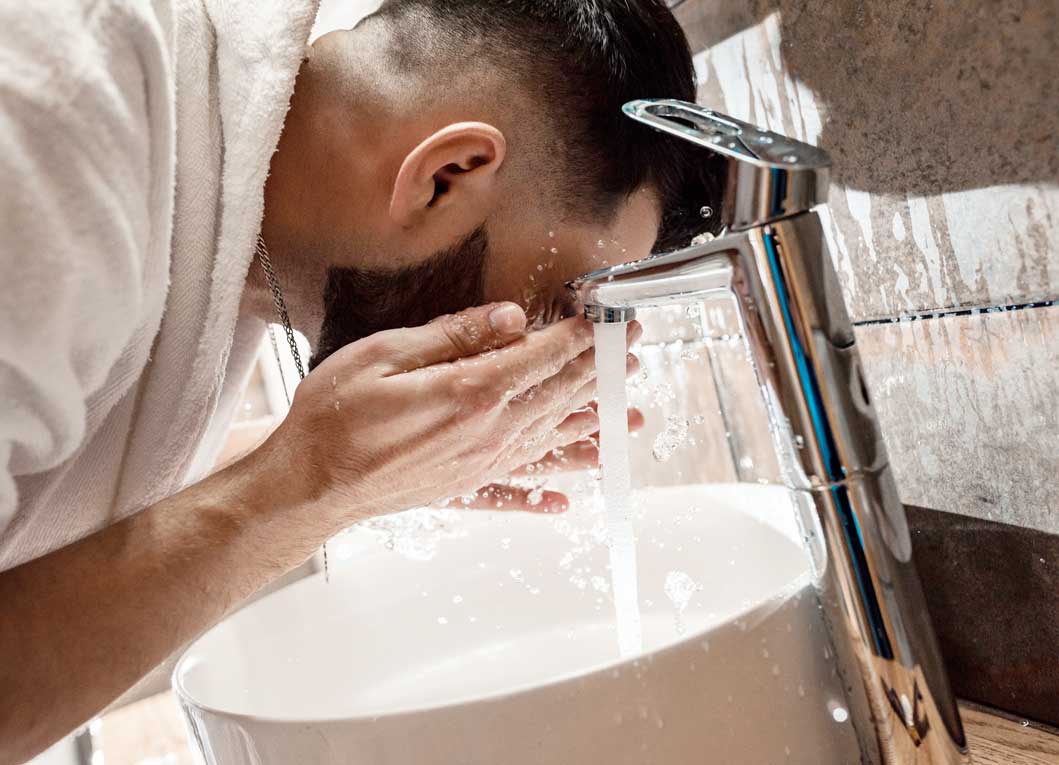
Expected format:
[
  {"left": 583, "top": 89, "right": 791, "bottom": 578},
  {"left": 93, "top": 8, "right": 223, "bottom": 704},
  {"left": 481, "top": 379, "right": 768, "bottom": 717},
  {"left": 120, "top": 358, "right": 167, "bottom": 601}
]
[
  {"left": 255, "top": 235, "right": 329, "bottom": 581},
  {"left": 256, "top": 235, "right": 306, "bottom": 380}
]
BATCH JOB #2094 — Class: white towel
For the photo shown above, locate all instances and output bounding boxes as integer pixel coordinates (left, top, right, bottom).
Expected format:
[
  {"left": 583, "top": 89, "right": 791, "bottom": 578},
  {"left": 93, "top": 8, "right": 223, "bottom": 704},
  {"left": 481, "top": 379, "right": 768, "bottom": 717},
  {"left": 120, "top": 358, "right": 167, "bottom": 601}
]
[{"left": 0, "top": 0, "right": 320, "bottom": 570}]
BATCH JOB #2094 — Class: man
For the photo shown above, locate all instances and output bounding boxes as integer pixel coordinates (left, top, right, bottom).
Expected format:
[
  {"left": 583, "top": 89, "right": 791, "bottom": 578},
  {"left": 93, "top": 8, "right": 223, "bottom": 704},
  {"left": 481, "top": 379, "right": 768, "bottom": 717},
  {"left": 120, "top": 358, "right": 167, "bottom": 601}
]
[{"left": 0, "top": 0, "right": 716, "bottom": 761}]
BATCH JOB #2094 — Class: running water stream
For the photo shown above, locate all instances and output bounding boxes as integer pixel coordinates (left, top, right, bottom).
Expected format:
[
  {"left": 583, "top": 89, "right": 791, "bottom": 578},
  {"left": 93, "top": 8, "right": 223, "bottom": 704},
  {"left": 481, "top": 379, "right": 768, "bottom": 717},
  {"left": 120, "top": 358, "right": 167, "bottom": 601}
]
[{"left": 593, "top": 322, "right": 643, "bottom": 657}]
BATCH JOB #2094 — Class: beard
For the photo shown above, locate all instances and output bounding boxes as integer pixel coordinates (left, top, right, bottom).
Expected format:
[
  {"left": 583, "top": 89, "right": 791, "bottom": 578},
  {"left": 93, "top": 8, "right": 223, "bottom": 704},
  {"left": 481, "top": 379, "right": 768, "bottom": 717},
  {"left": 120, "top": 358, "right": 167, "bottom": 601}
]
[{"left": 309, "top": 226, "right": 489, "bottom": 371}]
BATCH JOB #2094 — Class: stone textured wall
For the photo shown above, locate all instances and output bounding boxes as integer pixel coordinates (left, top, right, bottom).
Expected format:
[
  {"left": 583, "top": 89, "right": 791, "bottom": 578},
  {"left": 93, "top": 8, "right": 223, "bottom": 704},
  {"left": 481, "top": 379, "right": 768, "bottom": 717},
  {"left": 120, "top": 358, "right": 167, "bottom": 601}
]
[{"left": 674, "top": 0, "right": 1058, "bottom": 532}]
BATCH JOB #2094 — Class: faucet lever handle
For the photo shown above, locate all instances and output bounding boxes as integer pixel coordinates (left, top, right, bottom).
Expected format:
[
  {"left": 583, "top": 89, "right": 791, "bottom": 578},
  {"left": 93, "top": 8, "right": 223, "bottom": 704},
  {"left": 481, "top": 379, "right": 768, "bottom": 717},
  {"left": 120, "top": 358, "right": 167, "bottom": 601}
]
[
  {"left": 623, "top": 100, "right": 831, "bottom": 230},
  {"left": 624, "top": 100, "right": 830, "bottom": 170}
]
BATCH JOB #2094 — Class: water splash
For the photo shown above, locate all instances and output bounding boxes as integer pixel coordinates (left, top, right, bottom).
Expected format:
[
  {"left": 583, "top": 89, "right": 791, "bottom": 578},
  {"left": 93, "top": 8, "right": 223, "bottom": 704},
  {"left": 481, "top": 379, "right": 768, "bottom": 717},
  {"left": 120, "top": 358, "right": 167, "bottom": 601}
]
[
  {"left": 652, "top": 416, "right": 689, "bottom": 462},
  {"left": 664, "top": 570, "right": 703, "bottom": 635},
  {"left": 356, "top": 507, "right": 467, "bottom": 561}
]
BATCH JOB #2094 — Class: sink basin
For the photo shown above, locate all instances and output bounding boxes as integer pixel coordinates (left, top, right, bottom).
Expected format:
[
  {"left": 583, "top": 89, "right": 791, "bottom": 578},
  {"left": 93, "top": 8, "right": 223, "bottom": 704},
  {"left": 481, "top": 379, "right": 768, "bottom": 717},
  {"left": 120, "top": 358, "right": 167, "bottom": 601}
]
[{"left": 174, "top": 483, "right": 860, "bottom": 764}]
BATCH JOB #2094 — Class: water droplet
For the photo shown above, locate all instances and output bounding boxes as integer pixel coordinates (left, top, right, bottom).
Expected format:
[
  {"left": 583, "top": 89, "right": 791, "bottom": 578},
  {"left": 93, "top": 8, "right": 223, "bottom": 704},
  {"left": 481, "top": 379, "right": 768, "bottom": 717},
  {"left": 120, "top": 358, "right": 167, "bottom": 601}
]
[
  {"left": 333, "top": 400, "right": 341, "bottom": 411},
  {"left": 550, "top": 247, "right": 559, "bottom": 254},
  {"left": 699, "top": 205, "right": 713, "bottom": 219},
  {"left": 652, "top": 417, "right": 689, "bottom": 462},
  {"left": 756, "top": 134, "right": 775, "bottom": 145},
  {"left": 452, "top": 595, "right": 463, "bottom": 604},
  {"left": 597, "top": 239, "right": 605, "bottom": 249},
  {"left": 783, "top": 153, "right": 799, "bottom": 163},
  {"left": 437, "top": 616, "right": 448, "bottom": 625}
]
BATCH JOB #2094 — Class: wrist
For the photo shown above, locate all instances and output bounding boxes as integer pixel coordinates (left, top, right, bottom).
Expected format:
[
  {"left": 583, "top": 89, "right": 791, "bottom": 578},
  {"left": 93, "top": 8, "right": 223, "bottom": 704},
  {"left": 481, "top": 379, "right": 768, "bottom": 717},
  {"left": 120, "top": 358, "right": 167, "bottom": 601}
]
[{"left": 211, "top": 445, "right": 327, "bottom": 566}]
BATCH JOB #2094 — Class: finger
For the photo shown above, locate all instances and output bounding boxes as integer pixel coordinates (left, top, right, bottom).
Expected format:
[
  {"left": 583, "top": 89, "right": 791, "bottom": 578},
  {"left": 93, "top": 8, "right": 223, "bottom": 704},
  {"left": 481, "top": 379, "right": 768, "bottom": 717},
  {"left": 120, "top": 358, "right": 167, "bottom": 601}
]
[
  {"left": 473, "top": 315, "right": 596, "bottom": 399},
  {"left": 512, "top": 439, "right": 598, "bottom": 475},
  {"left": 507, "top": 346, "right": 597, "bottom": 419},
  {"left": 442, "top": 484, "right": 569, "bottom": 513},
  {"left": 513, "top": 409, "right": 645, "bottom": 476},
  {"left": 508, "top": 407, "right": 600, "bottom": 473},
  {"left": 510, "top": 352, "right": 639, "bottom": 430},
  {"left": 447, "top": 316, "right": 637, "bottom": 401},
  {"left": 374, "top": 303, "right": 528, "bottom": 375}
]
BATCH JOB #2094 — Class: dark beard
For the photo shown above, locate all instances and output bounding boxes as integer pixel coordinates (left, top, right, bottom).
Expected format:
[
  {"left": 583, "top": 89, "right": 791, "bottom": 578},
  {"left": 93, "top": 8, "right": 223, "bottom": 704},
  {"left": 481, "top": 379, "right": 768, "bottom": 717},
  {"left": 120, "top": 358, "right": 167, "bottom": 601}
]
[{"left": 310, "top": 227, "right": 489, "bottom": 370}]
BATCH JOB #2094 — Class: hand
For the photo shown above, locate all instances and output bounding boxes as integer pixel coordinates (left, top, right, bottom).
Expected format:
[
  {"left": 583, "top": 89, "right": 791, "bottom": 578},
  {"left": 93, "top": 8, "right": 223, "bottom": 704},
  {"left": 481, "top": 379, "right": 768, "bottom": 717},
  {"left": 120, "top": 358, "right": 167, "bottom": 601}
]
[
  {"left": 254, "top": 303, "right": 639, "bottom": 532},
  {"left": 450, "top": 402, "right": 646, "bottom": 512}
]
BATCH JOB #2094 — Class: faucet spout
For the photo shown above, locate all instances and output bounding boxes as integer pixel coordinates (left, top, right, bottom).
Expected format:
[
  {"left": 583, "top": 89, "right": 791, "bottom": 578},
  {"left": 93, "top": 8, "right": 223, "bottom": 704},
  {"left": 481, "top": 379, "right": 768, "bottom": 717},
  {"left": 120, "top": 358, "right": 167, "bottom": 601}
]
[{"left": 570, "top": 236, "right": 736, "bottom": 322}]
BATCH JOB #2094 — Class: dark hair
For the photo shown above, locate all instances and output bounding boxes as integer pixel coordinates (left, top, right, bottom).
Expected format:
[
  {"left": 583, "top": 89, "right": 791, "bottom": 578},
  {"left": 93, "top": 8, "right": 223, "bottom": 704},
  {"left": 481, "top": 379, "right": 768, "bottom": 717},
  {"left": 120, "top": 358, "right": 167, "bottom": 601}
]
[{"left": 372, "top": 0, "right": 725, "bottom": 251}]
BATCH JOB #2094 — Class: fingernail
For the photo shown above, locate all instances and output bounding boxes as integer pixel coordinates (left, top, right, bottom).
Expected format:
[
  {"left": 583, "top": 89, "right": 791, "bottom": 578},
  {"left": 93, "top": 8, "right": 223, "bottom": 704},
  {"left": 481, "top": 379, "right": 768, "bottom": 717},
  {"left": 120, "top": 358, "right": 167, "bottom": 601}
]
[
  {"left": 545, "top": 494, "right": 569, "bottom": 513},
  {"left": 627, "top": 320, "right": 643, "bottom": 345},
  {"left": 626, "top": 353, "right": 640, "bottom": 375},
  {"left": 489, "top": 304, "right": 527, "bottom": 334}
]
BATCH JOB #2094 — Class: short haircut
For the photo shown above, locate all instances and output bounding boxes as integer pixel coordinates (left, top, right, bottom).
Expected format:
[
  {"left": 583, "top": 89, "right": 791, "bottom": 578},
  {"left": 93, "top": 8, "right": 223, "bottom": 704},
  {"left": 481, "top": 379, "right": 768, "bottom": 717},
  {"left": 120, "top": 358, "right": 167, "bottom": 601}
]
[{"left": 371, "top": 0, "right": 725, "bottom": 251}]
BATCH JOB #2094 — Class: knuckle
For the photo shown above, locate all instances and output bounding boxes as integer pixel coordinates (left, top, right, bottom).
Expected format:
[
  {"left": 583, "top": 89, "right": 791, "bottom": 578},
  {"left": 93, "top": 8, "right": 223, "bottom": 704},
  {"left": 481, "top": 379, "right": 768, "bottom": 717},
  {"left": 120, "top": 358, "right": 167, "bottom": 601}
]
[
  {"left": 437, "top": 313, "right": 486, "bottom": 356},
  {"left": 512, "top": 382, "right": 545, "bottom": 406},
  {"left": 447, "top": 373, "right": 499, "bottom": 415},
  {"left": 353, "top": 334, "right": 390, "bottom": 362},
  {"left": 579, "top": 412, "right": 601, "bottom": 436}
]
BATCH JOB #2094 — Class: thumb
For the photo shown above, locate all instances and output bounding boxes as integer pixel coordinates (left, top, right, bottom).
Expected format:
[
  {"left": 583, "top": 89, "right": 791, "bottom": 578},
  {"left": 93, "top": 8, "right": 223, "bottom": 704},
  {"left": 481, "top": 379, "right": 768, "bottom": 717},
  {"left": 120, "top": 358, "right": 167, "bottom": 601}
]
[{"left": 378, "top": 303, "right": 527, "bottom": 373}]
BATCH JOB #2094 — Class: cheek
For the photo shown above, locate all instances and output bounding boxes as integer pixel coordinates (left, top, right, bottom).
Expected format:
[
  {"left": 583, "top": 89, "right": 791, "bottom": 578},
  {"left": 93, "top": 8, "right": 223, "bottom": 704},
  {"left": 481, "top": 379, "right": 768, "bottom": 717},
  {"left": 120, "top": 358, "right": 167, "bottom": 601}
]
[
  {"left": 480, "top": 256, "right": 556, "bottom": 323},
  {"left": 483, "top": 263, "right": 543, "bottom": 311}
]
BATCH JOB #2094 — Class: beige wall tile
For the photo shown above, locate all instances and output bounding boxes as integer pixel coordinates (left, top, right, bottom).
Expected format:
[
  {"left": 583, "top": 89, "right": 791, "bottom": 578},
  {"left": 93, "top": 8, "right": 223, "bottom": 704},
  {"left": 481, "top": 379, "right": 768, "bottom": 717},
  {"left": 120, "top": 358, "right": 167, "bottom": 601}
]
[
  {"left": 675, "top": 0, "right": 1058, "bottom": 321},
  {"left": 857, "top": 305, "right": 1058, "bottom": 533}
]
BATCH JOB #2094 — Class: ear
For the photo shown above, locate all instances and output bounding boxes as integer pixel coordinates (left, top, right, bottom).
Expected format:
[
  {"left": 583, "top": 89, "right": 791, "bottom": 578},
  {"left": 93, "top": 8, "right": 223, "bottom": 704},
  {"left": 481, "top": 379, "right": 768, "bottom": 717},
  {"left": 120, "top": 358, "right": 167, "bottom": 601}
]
[{"left": 389, "top": 122, "right": 507, "bottom": 228}]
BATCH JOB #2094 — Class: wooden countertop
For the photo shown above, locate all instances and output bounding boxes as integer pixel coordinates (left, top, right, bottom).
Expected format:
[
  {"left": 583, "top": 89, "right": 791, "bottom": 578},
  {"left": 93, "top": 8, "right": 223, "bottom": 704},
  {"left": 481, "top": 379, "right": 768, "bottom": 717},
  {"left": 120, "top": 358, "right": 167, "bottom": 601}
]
[{"left": 962, "top": 703, "right": 1059, "bottom": 764}]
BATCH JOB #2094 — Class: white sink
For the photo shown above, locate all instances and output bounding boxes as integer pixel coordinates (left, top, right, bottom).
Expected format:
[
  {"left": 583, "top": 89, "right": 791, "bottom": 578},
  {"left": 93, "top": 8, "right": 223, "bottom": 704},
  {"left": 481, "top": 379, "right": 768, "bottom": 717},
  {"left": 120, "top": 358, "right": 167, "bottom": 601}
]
[{"left": 174, "top": 483, "right": 860, "bottom": 764}]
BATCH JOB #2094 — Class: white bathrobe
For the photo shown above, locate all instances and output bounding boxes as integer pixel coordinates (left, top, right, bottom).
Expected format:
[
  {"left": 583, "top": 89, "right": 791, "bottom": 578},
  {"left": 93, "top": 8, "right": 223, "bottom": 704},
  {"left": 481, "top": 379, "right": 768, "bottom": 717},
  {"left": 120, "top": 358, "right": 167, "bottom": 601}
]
[{"left": 0, "top": 0, "right": 320, "bottom": 570}]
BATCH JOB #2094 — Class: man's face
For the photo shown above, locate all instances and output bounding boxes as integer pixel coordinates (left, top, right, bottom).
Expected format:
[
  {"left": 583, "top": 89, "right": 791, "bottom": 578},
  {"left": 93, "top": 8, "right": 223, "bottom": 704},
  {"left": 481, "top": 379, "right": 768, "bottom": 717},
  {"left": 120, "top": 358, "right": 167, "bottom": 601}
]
[
  {"left": 310, "top": 188, "right": 661, "bottom": 369},
  {"left": 481, "top": 186, "right": 663, "bottom": 326}
]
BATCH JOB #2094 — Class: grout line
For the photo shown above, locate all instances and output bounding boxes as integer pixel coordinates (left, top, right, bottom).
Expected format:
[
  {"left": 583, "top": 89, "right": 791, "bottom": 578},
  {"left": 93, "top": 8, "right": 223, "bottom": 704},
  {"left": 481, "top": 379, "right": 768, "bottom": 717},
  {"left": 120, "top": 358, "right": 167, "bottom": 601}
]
[{"left": 852, "top": 299, "right": 1057, "bottom": 328}]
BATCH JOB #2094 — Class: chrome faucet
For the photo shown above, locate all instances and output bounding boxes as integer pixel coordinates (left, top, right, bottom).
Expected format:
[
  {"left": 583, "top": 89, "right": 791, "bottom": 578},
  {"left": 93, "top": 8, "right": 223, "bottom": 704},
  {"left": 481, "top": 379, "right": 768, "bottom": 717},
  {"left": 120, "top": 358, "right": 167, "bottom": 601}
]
[{"left": 570, "top": 100, "right": 970, "bottom": 765}]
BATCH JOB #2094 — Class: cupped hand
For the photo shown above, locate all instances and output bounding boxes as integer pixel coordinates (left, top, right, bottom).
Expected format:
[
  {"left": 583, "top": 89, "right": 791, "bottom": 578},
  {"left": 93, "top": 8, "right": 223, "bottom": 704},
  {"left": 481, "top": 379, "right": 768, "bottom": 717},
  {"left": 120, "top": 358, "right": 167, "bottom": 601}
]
[{"left": 257, "top": 303, "right": 639, "bottom": 533}]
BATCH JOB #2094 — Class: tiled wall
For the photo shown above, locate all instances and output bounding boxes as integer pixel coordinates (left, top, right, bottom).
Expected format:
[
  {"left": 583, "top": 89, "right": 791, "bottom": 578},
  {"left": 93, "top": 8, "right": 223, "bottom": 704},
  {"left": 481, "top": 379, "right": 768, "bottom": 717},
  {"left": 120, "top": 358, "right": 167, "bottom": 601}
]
[{"left": 674, "top": 0, "right": 1058, "bottom": 532}]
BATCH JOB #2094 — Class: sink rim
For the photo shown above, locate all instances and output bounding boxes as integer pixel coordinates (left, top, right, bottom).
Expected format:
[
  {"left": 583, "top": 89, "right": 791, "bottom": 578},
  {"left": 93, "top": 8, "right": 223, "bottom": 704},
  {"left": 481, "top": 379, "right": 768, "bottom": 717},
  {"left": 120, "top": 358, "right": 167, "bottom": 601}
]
[{"left": 173, "top": 570, "right": 812, "bottom": 727}]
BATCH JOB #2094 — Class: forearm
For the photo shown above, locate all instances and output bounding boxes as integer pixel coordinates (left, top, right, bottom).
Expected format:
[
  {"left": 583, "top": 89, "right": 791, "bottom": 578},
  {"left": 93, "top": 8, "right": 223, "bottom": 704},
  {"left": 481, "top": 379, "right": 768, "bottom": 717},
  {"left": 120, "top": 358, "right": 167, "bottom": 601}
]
[{"left": 0, "top": 449, "right": 323, "bottom": 765}]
